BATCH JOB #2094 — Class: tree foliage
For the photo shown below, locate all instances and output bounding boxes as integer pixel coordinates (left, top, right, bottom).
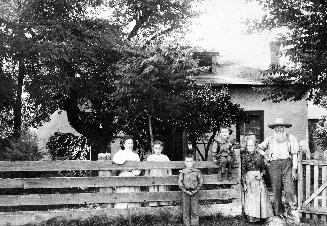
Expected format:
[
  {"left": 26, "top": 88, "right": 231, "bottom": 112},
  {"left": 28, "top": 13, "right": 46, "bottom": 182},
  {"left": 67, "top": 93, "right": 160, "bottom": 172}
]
[
  {"left": 115, "top": 43, "right": 246, "bottom": 158},
  {"left": 1, "top": 0, "right": 246, "bottom": 159},
  {"left": 46, "top": 132, "right": 90, "bottom": 160},
  {"left": 182, "top": 86, "right": 246, "bottom": 159},
  {"left": 0, "top": 0, "right": 204, "bottom": 157},
  {"left": 312, "top": 97, "right": 327, "bottom": 151},
  {"left": 106, "top": 0, "right": 199, "bottom": 42},
  {"left": 115, "top": 43, "right": 196, "bottom": 146},
  {"left": 1, "top": 127, "right": 42, "bottom": 161},
  {"left": 313, "top": 117, "right": 327, "bottom": 151},
  {"left": 247, "top": 0, "right": 327, "bottom": 104}
]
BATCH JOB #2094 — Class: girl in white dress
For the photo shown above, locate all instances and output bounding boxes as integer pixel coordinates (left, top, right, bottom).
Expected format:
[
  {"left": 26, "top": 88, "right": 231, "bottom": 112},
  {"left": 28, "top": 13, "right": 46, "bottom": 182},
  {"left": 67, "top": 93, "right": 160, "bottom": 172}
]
[
  {"left": 112, "top": 136, "right": 141, "bottom": 209},
  {"left": 146, "top": 140, "right": 171, "bottom": 206}
]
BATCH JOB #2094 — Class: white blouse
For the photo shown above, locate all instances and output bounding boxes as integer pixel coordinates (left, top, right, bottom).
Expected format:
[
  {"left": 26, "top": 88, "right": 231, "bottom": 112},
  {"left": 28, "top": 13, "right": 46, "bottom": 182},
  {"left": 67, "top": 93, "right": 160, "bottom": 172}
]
[
  {"left": 146, "top": 154, "right": 171, "bottom": 177},
  {"left": 113, "top": 149, "right": 141, "bottom": 176}
]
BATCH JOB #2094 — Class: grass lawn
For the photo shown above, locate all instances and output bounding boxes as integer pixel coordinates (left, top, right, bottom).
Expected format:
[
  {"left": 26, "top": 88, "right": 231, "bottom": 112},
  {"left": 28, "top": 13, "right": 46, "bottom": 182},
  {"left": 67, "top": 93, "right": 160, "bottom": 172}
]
[
  {"left": 23, "top": 214, "right": 253, "bottom": 226},
  {"left": 21, "top": 213, "right": 326, "bottom": 226}
]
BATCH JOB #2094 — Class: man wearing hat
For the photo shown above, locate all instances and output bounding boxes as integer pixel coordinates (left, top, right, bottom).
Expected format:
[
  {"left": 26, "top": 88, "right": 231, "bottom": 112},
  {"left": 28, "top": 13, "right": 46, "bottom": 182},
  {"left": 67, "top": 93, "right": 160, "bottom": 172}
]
[{"left": 258, "top": 117, "right": 299, "bottom": 220}]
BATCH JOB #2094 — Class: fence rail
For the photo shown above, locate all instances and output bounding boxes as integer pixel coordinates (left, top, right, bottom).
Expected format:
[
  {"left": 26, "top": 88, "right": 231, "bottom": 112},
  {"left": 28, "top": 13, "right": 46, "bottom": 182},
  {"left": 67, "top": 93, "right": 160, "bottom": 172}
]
[
  {"left": 0, "top": 158, "right": 242, "bottom": 226},
  {"left": 0, "top": 189, "right": 238, "bottom": 206},
  {"left": 0, "top": 160, "right": 218, "bottom": 171},
  {"left": 0, "top": 174, "right": 238, "bottom": 189}
]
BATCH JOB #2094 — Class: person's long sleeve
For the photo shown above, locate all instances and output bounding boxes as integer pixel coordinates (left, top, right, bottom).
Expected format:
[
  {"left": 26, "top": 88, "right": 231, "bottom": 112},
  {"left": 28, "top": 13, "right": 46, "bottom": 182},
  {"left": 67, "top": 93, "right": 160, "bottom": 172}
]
[
  {"left": 178, "top": 168, "right": 203, "bottom": 191},
  {"left": 178, "top": 173, "right": 186, "bottom": 192},
  {"left": 196, "top": 172, "right": 204, "bottom": 191},
  {"left": 289, "top": 134, "right": 299, "bottom": 169}
]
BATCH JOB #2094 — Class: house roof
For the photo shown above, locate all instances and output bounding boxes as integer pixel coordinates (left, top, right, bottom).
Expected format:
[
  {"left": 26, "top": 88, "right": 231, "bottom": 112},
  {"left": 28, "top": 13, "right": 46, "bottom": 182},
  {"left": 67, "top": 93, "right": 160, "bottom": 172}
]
[{"left": 194, "top": 58, "right": 264, "bottom": 86}]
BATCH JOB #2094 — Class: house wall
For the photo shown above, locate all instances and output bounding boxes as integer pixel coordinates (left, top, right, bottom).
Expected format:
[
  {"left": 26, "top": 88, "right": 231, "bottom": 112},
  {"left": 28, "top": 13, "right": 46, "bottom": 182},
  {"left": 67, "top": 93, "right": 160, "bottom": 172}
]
[
  {"left": 228, "top": 86, "right": 308, "bottom": 142},
  {"left": 38, "top": 87, "right": 308, "bottom": 161},
  {"left": 37, "top": 110, "right": 82, "bottom": 159}
]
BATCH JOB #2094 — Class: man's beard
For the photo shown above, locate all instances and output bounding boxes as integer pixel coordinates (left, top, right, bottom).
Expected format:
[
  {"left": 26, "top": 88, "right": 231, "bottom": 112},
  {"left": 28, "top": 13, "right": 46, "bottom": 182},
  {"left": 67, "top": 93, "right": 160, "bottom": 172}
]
[{"left": 274, "top": 131, "right": 287, "bottom": 143}]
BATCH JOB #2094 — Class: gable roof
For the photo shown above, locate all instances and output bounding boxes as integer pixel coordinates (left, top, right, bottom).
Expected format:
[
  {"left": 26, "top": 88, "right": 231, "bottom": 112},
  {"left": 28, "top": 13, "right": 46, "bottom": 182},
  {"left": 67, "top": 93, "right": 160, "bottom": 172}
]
[{"left": 194, "top": 57, "right": 264, "bottom": 86}]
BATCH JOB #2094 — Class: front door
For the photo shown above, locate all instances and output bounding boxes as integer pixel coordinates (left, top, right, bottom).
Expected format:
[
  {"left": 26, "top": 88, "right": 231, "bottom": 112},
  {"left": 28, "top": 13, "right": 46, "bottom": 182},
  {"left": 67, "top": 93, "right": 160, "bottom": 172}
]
[{"left": 236, "top": 110, "right": 264, "bottom": 148}]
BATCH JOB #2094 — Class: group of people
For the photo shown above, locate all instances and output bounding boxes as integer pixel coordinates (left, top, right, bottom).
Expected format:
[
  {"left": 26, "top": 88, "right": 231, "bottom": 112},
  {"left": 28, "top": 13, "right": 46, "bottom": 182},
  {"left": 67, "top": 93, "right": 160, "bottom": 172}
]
[
  {"left": 111, "top": 117, "right": 299, "bottom": 225},
  {"left": 112, "top": 137, "right": 172, "bottom": 209},
  {"left": 240, "top": 117, "right": 299, "bottom": 223},
  {"left": 112, "top": 136, "right": 203, "bottom": 226}
]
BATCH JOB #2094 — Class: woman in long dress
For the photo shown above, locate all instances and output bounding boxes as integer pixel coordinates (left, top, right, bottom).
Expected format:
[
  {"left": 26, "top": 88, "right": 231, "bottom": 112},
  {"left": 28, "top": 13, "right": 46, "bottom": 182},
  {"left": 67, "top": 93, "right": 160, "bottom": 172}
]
[
  {"left": 241, "top": 138, "right": 273, "bottom": 223},
  {"left": 146, "top": 140, "right": 171, "bottom": 206},
  {"left": 112, "top": 136, "right": 141, "bottom": 209}
]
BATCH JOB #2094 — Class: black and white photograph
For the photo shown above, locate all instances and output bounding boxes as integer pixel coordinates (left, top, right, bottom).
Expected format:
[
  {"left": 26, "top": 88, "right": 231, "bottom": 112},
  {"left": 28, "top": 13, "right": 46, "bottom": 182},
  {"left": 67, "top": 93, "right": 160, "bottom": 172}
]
[{"left": 0, "top": 0, "right": 326, "bottom": 225}]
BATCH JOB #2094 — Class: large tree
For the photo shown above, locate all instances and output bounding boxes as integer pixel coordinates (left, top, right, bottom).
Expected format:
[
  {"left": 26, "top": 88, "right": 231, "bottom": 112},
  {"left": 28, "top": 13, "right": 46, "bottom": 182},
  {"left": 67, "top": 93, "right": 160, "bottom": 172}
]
[
  {"left": 0, "top": 0, "right": 206, "bottom": 158},
  {"left": 1, "top": 0, "right": 247, "bottom": 159},
  {"left": 247, "top": 0, "right": 327, "bottom": 104},
  {"left": 115, "top": 43, "right": 246, "bottom": 159},
  {"left": 0, "top": 0, "right": 36, "bottom": 138}
]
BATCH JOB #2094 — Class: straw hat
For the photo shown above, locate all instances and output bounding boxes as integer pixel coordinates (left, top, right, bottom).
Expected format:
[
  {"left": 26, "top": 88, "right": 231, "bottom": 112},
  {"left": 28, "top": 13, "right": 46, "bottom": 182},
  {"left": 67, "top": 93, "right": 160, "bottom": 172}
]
[{"left": 268, "top": 117, "right": 292, "bottom": 129}]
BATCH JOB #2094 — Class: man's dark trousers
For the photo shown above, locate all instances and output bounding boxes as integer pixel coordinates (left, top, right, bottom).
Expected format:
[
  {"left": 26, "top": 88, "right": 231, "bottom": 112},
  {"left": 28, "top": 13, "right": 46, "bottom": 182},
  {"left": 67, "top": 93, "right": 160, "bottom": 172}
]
[
  {"left": 268, "top": 158, "right": 296, "bottom": 215},
  {"left": 182, "top": 192, "right": 199, "bottom": 226}
]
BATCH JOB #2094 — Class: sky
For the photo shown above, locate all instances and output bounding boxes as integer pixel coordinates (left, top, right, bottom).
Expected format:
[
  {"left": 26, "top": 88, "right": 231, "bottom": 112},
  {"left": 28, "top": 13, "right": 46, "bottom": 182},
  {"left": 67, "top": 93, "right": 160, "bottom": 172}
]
[
  {"left": 94, "top": 0, "right": 273, "bottom": 68},
  {"left": 186, "top": 0, "right": 272, "bottom": 68}
]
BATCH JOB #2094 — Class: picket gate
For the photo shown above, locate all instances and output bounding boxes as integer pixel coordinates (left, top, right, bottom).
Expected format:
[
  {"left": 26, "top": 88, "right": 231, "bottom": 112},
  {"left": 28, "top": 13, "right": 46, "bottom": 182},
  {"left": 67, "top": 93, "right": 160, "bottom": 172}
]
[{"left": 298, "top": 150, "right": 327, "bottom": 222}]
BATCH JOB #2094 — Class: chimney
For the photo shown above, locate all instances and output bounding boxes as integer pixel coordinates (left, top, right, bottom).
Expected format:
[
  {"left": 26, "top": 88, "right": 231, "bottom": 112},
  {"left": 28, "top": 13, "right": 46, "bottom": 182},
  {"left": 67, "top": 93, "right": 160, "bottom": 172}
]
[
  {"left": 211, "top": 52, "right": 220, "bottom": 73},
  {"left": 269, "top": 40, "right": 281, "bottom": 65},
  {"left": 193, "top": 51, "right": 219, "bottom": 72}
]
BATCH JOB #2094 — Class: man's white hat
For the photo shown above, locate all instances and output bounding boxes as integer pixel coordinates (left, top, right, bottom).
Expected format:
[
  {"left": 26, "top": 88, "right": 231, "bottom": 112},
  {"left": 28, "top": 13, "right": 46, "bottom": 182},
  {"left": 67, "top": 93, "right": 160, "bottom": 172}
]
[{"left": 268, "top": 117, "right": 292, "bottom": 129}]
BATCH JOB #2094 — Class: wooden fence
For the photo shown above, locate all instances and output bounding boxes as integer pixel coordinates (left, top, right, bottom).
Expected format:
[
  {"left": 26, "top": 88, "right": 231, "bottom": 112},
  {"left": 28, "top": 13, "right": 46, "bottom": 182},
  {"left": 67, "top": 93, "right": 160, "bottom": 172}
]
[
  {"left": 0, "top": 152, "right": 242, "bottom": 225},
  {"left": 298, "top": 150, "right": 327, "bottom": 222}
]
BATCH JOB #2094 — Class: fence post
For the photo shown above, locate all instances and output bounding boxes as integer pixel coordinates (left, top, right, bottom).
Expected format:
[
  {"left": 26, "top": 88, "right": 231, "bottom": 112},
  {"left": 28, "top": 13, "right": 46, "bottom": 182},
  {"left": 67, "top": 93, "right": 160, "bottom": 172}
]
[
  {"left": 321, "top": 164, "right": 327, "bottom": 222},
  {"left": 305, "top": 151, "right": 311, "bottom": 219},
  {"left": 297, "top": 148, "right": 303, "bottom": 220},
  {"left": 232, "top": 148, "right": 242, "bottom": 214},
  {"left": 98, "top": 153, "right": 113, "bottom": 208}
]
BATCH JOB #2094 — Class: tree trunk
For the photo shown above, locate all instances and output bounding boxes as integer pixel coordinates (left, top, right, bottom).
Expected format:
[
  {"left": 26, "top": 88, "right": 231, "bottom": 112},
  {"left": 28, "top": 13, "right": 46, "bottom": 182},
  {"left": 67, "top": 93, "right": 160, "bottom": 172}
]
[
  {"left": 204, "top": 128, "right": 218, "bottom": 160},
  {"left": 148, "top": 114, "right": 154, "bottom": 145},
  {"left": 193, "top": 140, "right": 204, "bottom": 160},
  {"left": 13, "top": 58, "right": 24, "bottom": 138},
  {"left": 0, "top": 57, "right": 3, "bottom": 75},
  {"left": 64, "top": 95, "right": 115, "bottom": 160},
  {"left": 182, "top": 130, "right": 188, "bottom": 158}
]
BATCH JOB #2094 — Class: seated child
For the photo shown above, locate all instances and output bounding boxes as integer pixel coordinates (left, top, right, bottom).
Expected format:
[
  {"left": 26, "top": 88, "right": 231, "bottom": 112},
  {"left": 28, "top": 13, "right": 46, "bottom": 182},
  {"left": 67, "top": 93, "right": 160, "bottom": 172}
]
[
  {"left": 211, "top": 125, "right": 235, "bottom": 180},
  {"left": 146, "top": 140, "right": 171, "bottom": 206},
  {"left": 178, "top": 154, "right": 204, "bottom": 226}
]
